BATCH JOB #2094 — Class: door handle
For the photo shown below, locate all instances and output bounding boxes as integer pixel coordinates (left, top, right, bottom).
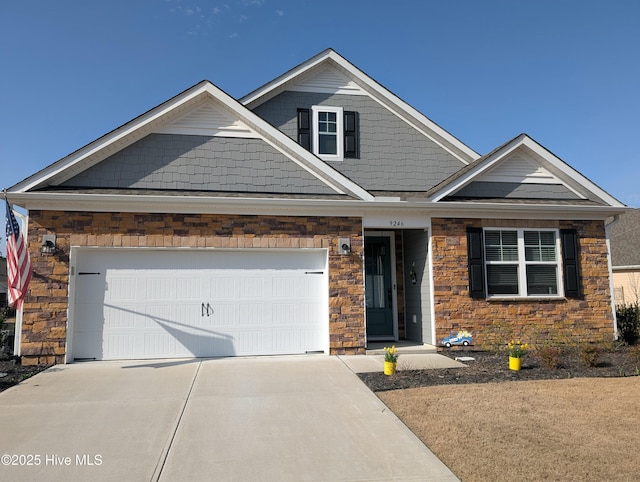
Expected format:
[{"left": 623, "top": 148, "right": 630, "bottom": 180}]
[{"left": 201, "top": 303, "right": 214, "bottom": 317}]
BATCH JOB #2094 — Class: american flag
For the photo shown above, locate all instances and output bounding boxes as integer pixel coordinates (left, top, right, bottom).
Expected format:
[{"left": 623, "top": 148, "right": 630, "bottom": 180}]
[{"left": 5, "top": 201, "right": 32, "bottom": 309}]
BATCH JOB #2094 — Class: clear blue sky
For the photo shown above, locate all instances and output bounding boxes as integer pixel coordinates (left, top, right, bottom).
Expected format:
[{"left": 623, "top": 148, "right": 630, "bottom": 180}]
[{"left": 1, "top": 0, "right": 639, "bottom": 252}]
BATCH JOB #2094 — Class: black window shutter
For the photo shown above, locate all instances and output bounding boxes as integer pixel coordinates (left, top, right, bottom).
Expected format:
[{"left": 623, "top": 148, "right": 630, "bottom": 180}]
[
  {"left": 467, "top": 227, "right": 486, "bottom": 299},
  {"left": 560, "top": 229, "right": 581, "bottom": 298},
  {"left": 344, "top": 111, "right": 358, "bottom": 158},
  {"left": 297, "top": 108, "right": 310, "bottom": 150}
]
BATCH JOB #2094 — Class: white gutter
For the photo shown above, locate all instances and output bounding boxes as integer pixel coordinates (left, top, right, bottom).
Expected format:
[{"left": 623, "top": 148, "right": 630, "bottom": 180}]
[
  {"left": 605, "top": 214, "right": 621, "bottom": 338},
  {"left": 612, "top": 265, "right": 640, "bottom": 271},
  {"left": 6, "top": 192, "right": 628, "bottom": 220}
]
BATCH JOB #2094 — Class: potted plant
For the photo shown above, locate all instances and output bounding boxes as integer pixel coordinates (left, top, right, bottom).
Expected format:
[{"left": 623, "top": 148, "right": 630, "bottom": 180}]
[
  {"left": 383, "top": 345, "right": 399, "bottom": 375},
  {"left": 508, "top": 340, "right": 528, "bottom": 371}
]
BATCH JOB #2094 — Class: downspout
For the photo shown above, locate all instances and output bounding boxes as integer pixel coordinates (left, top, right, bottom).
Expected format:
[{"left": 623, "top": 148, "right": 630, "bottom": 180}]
[{"left": 605, "top": 215, "right": 620, "bottom": 339}]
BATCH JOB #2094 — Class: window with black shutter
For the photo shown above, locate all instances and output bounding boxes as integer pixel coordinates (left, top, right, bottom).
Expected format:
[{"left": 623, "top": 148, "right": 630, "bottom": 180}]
[
  {"left": 344, "top": 111, "right": 358, "bottom": 158},
  {"left": 298, "top": 106, "right": 360, "bottom": 161},
  {"left": 297, "top": 108, "right": 310, "bottom": 150},
  {"left": 560, "top": 229, "right": 581, "bottom": 299},
  {"left": 467, "top": 227, "right": 486, "bottom": 298},
  {"left": 467, "top": 227, "right": 580, "bottom": 299}
]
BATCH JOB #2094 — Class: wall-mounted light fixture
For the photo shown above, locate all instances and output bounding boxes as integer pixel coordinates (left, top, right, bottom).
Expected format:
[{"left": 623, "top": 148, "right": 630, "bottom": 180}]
[
  {"left": 338, "top": 238, "right": 351, "bottom": 255},
  {"left": 41, "top": 234, "right": 57, "bottom": 255}
]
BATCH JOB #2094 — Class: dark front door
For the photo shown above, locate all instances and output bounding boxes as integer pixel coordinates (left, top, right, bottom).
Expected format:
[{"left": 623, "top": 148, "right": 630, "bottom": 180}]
[{"left": 365, "top": 236, "right": 394, "bottom": 338}]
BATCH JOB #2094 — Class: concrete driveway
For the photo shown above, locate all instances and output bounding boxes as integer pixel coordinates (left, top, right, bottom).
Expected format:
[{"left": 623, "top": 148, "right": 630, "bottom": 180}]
[{"left": 0, "top": 355, "right": 458, "bottom": 481}]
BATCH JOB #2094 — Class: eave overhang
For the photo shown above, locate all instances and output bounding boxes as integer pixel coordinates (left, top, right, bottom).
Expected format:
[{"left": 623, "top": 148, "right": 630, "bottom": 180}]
[{"left": 7, "top": 191, "right": 628, "bottom": 221}]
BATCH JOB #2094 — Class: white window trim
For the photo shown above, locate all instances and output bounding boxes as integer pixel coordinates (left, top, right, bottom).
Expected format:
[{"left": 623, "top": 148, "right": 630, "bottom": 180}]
[
  {"left": 312, "top": 105, "right": 344, "bottom": 162},
  {"left": 484, "top": 227, "right": 564, "bottom": 299}
]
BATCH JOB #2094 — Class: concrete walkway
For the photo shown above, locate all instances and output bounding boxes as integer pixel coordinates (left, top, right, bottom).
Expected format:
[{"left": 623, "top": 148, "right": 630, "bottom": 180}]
[
  {"left": 339, "top": 353, "right": 466, "bottom": 373},
  {"left": 0, "top": 355, "right": 459, "bottom": 481}
]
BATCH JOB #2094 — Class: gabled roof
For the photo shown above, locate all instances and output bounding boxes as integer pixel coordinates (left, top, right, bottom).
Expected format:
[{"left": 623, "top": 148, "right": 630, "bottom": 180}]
[
  {"left": 427, "top": 134, "right": 626, "bottom": 207},
  {"left": 241, "top": 48, "right": 480, "bottom": 164},
  {"left": 610, "top": 208, "right": 640, "bottom": 267},
  {"left": 9, "top": 80, "right": 373, "bottom": 202}
]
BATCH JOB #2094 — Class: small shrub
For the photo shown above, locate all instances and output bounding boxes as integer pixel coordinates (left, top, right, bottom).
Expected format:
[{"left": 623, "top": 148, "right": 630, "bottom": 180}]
[
  {"left": 629, "top": 345, "right": 640, "bottom": 364},
  {"left": 616, "top": 303, "right": 640, "bottom": 345},
  {"left": 578, "top": 343, "right": 603, "bottom": 368},
  {"left": 538, "top": 346, "right": 562, "bottom": 369}
]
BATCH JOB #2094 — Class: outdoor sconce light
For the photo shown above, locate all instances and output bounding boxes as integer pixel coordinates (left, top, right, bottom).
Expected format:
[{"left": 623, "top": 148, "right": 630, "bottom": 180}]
[
  {"left": 41, "top": 234, "right": 57, "bottom": 255},
  {"left": 338, "top": 238, "right": 351, "bottom": 255}
]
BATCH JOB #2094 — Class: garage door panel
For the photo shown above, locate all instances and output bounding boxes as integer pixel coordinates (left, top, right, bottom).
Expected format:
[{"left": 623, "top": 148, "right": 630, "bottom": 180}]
[
  {"left": 72, "top": 249, "right": 327, "bottom": 360},
  {"left": 271, "top": 330, "right": 294, "bottom": 353},
  {"left": 238, "top": 303, "right": 266, "bottom": 325},
  {"left": 209, "top": 276, "right": 237, "bottom": 299},
  {"left": 107, "top": 276, "right": 138, "bottom": 301},
  {"left": 105, "top": 334, "right": 135, "bottom": 359},
  {"left": 176, "top": 277, "right": 203, "bottom": 300},
  {"left": 236, "top": 277, "right": 266, "bottom": 299},
  {"left": 104, "top": 303, "right": 139, "bottom": 328},
  {"left": 235, "top": 330, "right": 264, "bottom": 355}
]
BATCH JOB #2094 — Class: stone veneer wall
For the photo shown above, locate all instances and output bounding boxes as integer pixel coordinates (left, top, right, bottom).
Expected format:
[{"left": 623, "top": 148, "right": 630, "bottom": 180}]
[
  {"left": 431, "top": 218, "right": 614, "bottom": 346},
  {"left": 22, "top": 211, "right": 365, "bottom": 365}
]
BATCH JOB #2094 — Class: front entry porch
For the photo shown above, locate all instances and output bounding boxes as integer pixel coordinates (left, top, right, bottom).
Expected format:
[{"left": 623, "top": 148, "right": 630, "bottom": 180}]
[{"left": 364, "top": 229, "right": 433, "bottom": 347}]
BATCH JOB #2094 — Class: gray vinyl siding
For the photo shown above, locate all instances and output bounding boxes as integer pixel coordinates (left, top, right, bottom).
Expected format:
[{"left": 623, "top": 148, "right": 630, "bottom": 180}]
[
  {"left": 403, "top": 230, "right": 432, "bottom": 344},
  {"left": 452, "top": 181, "right": 581, "bottom": 200},
  {"left": 61, "top": 133, "right": 336, "bottom": 194},
  {"left": 252, "top": 91, "right": 465, "bottom": 192}
]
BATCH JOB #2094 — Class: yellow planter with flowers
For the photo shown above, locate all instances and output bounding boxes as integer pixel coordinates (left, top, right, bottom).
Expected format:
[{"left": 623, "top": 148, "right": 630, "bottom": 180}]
[
  {"left": 383, "top": 345, "right": 399, "bottom": 376},
  {"left": 508, "top": 341, "right": 528, "bottom": 371}
]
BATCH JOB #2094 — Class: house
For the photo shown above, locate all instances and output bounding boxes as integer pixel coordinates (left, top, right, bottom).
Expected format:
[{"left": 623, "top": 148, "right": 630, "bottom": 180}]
[
  {"left": 6, "top": 49, "right": 626, "bottom": 365},
  {"left": 609, "top": 209, "right": 640, "bottom": 305}
]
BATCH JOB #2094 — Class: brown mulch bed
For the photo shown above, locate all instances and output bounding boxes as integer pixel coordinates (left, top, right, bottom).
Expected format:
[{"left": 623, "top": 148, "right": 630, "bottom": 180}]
[
  {"left": 359, "top": 345, "right": 640, "bottom": 391},
  {"left": 0, "top": 357, "right": 51, "bottom": 393}
]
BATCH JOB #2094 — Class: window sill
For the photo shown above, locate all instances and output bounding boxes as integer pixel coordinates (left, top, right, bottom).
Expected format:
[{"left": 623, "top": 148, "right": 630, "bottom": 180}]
[
  {"left": 317, "top": 154, "right": 344, "bottom": 162},
  {"left": 486, "top": 296, "right": 565, "bottom": 302}
]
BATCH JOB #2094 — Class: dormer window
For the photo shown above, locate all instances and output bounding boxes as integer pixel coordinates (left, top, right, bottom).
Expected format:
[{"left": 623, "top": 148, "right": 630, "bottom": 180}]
[
  {"left": 297, "top": 106, "right": 359, "bottom": 161},
  {"left": 312, "top": 106, "right": 343, "bottom": 160}
]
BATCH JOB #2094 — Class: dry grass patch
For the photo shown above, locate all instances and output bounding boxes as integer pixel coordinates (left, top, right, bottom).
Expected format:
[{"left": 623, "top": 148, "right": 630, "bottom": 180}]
[{"left": 378, "top": 378, "right": 640, "bottom": 482}]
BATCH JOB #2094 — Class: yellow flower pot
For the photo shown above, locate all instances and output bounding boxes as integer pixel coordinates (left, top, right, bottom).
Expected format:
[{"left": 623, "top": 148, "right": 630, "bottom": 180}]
[
  {"left": 383, "top": 361, "right": 397, "bottom": 376},
  {"left": 509, "top": 356, "right": 522, "bottom": 371}
]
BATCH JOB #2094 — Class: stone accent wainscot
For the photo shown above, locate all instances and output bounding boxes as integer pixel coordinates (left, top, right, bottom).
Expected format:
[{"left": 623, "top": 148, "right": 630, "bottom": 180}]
[{"left": 22, "top": 211, "right": 365, "bottom": 365}]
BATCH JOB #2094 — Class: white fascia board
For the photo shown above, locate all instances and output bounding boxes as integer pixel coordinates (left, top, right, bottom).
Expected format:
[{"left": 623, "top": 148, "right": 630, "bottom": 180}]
[
  {"left": 431, "top": 135, "right": 625, "bottom": 207},
  {"left": 423, "top": 201, "right": 627, "bottom": 220},
  {"left": 8, "top": 192, "right": 369, "bottom": 217},
  {"left": 10, "top": 80, "right": 372, "bottom": 202},
  {"left": 612, "top": 265, "right": 640, "bottom": 271},
  {"left": 518, "top": 137, "right": 625, "bottom": 208},
  {"left": 323, "top": 52, "right": 479, "bottom": 163},
  {"left": 11, "top": 82, "right": 213, "bottom": 193},
  {"left": 430, "top": 138, "right": 526, "bottom": 202},
  {"left": 9, "top": 191, "right": 626, "bottom": 221},
  {"left": 240, "top": 49, "right": 335, "bottom": 106},
  {"left": 241, "top": 50, "right": 479, "bottom": 163}
]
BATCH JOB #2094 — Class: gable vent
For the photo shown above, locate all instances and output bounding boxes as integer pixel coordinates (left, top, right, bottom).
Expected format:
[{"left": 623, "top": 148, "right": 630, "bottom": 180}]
[
  {"left": 155, "top": 102, "right": 259, "bottom": 138},
  {"left": 480, "top": 154, "right": 560, "bottom": 184},
  {"left": 289, "top": 66, "right": 365, "bottom": 95}
]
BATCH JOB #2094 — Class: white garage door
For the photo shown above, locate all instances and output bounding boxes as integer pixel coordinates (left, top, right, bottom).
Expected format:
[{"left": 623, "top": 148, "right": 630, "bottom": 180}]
[{"left": 70, "top": 248, "right": 328, "bottom": 361}]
